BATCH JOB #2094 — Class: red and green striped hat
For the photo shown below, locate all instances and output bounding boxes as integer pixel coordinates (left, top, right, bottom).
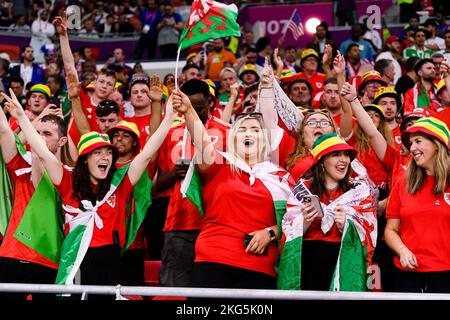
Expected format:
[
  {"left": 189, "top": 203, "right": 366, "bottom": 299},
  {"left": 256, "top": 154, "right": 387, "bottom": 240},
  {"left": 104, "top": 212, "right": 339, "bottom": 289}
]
[
  {"left": 401, "top": 117, "right": 450, "bottom": 150},
  {"left": 312, "top": 133, "right": 357, "bottom": 163},
  {"left": 77, "top": 131, "right": 118, "bottom": 157}
]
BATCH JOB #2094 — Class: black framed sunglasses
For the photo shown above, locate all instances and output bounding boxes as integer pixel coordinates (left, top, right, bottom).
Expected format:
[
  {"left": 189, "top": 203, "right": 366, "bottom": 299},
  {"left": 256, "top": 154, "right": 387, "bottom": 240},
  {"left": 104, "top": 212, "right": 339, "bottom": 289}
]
[
  {"left": 98, "top": 100, "right": 117, "bottom": 109},
  {"left": 235, "top": 112, "right": 263, "bottom": 121}
]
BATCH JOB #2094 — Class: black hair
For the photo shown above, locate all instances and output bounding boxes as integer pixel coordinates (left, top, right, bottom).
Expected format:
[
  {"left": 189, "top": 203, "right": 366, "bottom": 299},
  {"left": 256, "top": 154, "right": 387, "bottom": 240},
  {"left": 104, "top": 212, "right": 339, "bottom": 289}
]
[
  {"left": 256, "top": 36, "right": 271, "bottom": 53},
  {"left": 405, "top": 56, "right": 420, "bottom": 73},
  {"left": 40, "top": 114, "right": 68, "bottom": 138},
  {"left": 47, "top": 74, "right": 65, "bottom": 88},
  {"left": 287, "top": 78, "right": 313, "bottom": 95},
  {"left": 309, "top": 153, "right": 352, "bottom": 202},
  {"left": 346, "top": 43, "right": 360, "bottom": 55},
  {"left": 72, "top": 153, "right": 117, "bottom": 208},
  {"left": 182, "top": 63, "right": 199, "bottom": 74},
  {"left": 244, "top": 83, "right": 259, "bottom": 97},
  {"left": 95, "top": 100, "right": 121, "bottom": 117},
  {"left": 181, "top": 79, "right": 210, "bottom": 99},
  {"left": 374, "top": 59, "right": 392, "bottom": 76},
  {"left": 8, "top": 76, "right": 24, "bottom": 87},
  {"left": 285, "top": 45, "right": 296, "bottom": 52}
]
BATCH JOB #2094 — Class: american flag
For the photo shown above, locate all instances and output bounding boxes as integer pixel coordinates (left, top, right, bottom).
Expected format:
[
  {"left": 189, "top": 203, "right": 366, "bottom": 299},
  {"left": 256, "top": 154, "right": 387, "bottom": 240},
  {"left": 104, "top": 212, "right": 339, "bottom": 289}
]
[{"left": 287, "top": 10, "right": 304, "bottom": 40}]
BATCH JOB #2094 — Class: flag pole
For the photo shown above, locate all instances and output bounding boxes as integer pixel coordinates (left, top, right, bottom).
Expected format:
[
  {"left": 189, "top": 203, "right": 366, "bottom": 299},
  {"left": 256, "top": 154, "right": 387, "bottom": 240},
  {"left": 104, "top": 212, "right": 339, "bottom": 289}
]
[
  {"left": 282, "top": 8, "right": 297, "bottom": 38},
  {"left": 174, "top": 46, "right": 182, "bottom": 91}
]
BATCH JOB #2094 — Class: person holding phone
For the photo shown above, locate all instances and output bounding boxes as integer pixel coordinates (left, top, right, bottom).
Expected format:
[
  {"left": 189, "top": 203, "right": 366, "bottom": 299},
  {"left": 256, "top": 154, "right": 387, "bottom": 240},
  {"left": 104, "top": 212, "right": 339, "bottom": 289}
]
[
  {"left": 385, "top": 117, "right": 450, "bottom": 293},
  {"left": 299, "top": 133, "right": 375, "bottom": 290}
]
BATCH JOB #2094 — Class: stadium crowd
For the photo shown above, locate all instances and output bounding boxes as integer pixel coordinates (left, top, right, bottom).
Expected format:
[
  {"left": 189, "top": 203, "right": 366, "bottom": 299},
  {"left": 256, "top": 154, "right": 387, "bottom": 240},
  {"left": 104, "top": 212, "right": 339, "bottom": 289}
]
[{"left": 0, "top": 0, "right": 450, "bottom": 300}]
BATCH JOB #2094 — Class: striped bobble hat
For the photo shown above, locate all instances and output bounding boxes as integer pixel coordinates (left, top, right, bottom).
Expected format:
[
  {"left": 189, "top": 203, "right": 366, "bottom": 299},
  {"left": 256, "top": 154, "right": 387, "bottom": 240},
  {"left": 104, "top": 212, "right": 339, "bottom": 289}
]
[
  {"left": 78, "top": 131, "right": 118, "bottom": 157},
  {"left": 401, "top": 117, "right": 450, "bottom": 151},
  {"left": 312, "top": 133, "right": 357, "bottom": 163}
]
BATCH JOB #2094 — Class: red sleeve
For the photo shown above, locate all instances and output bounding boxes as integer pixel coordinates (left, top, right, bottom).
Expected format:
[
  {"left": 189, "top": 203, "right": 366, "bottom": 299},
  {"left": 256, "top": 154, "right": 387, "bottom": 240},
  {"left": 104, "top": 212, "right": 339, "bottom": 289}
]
[
  {"left": 403, "top": 89, "right": 414, "bottom": 116},
  {"left": 385, "top": 175, "right": 404, "bottom": 219},
  {"left": 54, "top": 166, "right": 73, "bottom": 197},
  {"left": 5, "top": 153, "right": 28, "bottom": 184},
  {"left": 382, "top": 144, "right": 400, "bottom": 175},
  {"left": 197, "top": 150, "right": 224, "bottom": 182},
  {"left": 157, "top": 137, "right": 169, "bottom": 173},
  {"left": 277, "top": 130, "right": 296, "bottom": 168},
  {"left": 8, "top": 117, "right": 18, "bottom": 132}
]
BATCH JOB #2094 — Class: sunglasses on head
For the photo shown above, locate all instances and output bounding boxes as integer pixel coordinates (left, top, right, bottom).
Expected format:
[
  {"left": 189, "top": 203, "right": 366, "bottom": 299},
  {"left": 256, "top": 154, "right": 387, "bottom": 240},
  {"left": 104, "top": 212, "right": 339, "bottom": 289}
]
[
  {"left": 98, "top": 100, "right": 116, "bottom": 109},
  {"left": 235, "top": 112, "right": 263, "bottom": 121}
]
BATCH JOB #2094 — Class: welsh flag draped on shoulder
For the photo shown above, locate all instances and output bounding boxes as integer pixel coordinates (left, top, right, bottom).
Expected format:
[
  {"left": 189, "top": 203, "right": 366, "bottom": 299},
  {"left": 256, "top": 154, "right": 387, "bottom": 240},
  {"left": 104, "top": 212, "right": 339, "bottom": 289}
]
[
  {"left": 277, "top": 159, "right": 378, "bottom": 291},
  {"left": 56, "top": 164, "right": 151, "bottom": 285},
  {"left": 11, "top": 134, "right": 64, "bottom": 265},
  {"left": 181, "top": 151, "right": 295, "bottom": 248},
  {"left": 179, "top": 0, "right": 241, "bottom": 50}
]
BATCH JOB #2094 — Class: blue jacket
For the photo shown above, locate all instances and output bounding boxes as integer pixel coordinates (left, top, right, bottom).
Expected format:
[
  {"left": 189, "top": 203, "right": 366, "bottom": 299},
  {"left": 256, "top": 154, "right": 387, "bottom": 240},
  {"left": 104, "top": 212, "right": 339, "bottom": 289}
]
[{"left": 10, "top": 64, "right": 45, "bottom": 85}]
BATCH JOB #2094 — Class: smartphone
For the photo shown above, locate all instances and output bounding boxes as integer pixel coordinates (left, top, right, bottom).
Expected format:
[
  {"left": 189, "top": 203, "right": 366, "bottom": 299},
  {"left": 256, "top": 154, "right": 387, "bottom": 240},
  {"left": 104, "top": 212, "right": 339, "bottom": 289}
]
[
  {"left": 176, "top": 158, "right": 191, "bottom": 166},
  {"left": 243, "top": 234, "right": 253, "bottom": 248},
  {"left": 302, "top": 195, "right": 324, "bottom": 217}
]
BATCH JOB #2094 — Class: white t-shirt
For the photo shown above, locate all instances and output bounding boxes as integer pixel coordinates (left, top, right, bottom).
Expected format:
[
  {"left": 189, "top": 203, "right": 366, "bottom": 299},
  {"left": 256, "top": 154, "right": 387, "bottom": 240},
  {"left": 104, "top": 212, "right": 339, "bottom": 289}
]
[
  {"left": 20, "top": 64, "right": 33, "bottom": 89},
  {"left": 425, "top": 37, "right": 445, "bottom": 51}
]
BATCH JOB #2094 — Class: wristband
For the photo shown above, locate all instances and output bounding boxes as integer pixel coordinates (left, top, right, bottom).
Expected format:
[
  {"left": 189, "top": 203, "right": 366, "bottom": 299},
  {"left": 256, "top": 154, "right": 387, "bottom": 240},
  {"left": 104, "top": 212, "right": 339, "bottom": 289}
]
[{"left": 266, "top": 227, "right": 276, "bottom": 241}]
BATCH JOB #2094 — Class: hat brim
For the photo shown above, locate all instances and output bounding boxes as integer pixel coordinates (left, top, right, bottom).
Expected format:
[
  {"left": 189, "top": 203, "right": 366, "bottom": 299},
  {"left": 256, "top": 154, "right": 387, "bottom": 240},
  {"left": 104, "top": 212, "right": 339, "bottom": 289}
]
[
  {"left": 79, "top": 141, "right": 119, "bottom": 158},
  {"left": 239, "top": 70, "right": 260, "bottom": 82},
  {"left": 358, "top": 79, "right": 387, "bottom": 93},
  {"left": 313, "top": 144, "right": 358, "bottom": 165},
  {"left": 373, "top": 93, "right": 402, "bottom": 108},
  {"left": 364, "top": 105, "right": 385, "bottom": 120},
  {"left": 401, "top": 126, "right": 450, "bottom": 151}
]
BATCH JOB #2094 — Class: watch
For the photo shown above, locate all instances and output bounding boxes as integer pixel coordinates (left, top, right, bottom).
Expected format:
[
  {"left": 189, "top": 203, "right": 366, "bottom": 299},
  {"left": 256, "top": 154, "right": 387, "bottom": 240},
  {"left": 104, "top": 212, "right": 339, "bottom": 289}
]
[{"left": 266, "top": 227, "right": 276, "bottom": 242}]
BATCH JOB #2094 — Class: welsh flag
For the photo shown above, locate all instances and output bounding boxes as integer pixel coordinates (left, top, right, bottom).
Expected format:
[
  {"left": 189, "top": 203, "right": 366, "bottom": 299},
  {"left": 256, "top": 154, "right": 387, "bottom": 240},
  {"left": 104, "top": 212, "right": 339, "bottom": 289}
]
[
  {"left": 56, "top": 164, "right": 151, "bottom": 285},
  {"left": 179, "top": 0, "right": 241, "bottom": 50},
  {"left": 11, "top": 135, "right": 64, "bottom": 265},
  {"left": 330, "top": 200, "right": 377, "bottom": 292},
  {"left": 180, "top": 157, "right": 205, "bottom": 217}
]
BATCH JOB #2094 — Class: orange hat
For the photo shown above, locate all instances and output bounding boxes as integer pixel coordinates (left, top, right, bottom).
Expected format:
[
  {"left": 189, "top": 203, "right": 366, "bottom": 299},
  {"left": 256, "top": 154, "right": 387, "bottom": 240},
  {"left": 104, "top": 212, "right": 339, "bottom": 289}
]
[{"left": 358, "top": 70, "right": 387, "bottom": 93}]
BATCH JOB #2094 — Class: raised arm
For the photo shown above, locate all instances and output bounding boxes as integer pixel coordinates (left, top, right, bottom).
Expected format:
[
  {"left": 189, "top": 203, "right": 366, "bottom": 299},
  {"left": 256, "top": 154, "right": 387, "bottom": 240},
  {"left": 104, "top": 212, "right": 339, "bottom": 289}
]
[
  {"left": 172, "top": 90, "right": 215, "bottom": 171},
  {"left": 258, "top": 57, "right": 278, "bottom": 131},
  {"left": 53, "top": 13, "right": 77, "bottom": 76},
  {"left": 127, "top": 95, "right": 176, "bottom": 186},
  {"left": 147, "top": 75, "right": 163, "bottom": 140},
  {"left": 2, "top": 89, "right": 63, "bottom": 185},
  {"left": 220, "top": 82, "right": 239, "bottom": 123},
  {"left": 322, "top": 44, "right": 333, "bottom": 78},
  {"left": 66, "top": 71, "right": 90, "bottom": 136},
  {"left": 0, "top": 98, "right": 17, "bottom": 163},
  {"left": 341, "top": 78, "right": 387, "bottom": 159},
  {"left": 334, "top": 51, "right": 353, "bottom": 139}
]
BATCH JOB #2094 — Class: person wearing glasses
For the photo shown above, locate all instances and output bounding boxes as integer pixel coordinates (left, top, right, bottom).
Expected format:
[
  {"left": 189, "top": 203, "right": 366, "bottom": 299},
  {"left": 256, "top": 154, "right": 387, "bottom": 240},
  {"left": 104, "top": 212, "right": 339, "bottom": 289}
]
[
  {"left": 2, "top": 88, "right": 176, "bottom": 297},
  {"left": 171, "top": 89, "right": 293, "bottom": 289}
]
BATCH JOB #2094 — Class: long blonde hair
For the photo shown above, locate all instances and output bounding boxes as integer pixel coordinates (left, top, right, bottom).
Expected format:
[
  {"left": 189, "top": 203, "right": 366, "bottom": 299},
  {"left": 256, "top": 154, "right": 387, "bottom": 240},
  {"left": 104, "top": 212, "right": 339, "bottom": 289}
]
[
  {"left": 227, "top": 115, "right": 271, "bottom": 171},
  {"left": 286, "top": 111, "right": 337, "bottom": 169},
  {"left": 406, "top": 136, "right": 450, "bottom": 196}
]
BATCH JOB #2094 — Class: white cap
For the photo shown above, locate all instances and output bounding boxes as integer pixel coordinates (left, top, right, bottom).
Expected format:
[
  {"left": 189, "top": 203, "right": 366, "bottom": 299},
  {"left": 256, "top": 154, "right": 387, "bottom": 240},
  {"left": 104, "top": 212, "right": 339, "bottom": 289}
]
[{"left": 0, "top": 52, "right": 11, "bottom": 63}]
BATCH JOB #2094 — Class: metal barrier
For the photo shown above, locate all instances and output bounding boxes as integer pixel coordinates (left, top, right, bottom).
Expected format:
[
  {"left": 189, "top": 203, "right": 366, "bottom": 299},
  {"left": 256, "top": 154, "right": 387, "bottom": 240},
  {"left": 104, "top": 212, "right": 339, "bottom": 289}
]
[{"left": 0, "top": 283, "right": 449, "bottom": 300}]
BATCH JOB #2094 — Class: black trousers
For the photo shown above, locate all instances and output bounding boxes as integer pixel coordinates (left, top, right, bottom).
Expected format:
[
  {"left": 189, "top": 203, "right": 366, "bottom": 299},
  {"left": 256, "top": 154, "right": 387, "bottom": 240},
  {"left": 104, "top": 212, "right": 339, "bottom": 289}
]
[
  {"left": 190, "top": 262, "right": 277, "bottom": 289},
  {"left": 120, "top": 249, "right": 145, "bottom": 286},
  {"left": 392, "top": 268, "right": 450, "bottom": 293},
  {"left": 301, "top": 240, "right": 341, "bottom": 291},
  {"left": 144, "top": 196, "right": 169, "bottom": 260},
  {"left": 0, "top": 257, "right": 57, "bottom": 300}
]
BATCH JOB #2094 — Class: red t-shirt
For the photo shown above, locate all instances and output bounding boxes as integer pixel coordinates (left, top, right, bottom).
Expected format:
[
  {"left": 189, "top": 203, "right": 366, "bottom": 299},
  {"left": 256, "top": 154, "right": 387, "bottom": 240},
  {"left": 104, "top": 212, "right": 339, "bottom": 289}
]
[
  {"left": 332, "top": 113, "right": 357, "bottom": 134},
  {"left": 288, "top": 154, "right": 315, "bottom": 182},
  {"left": 115, "top": 161, "right": 145, "bottom": 250},
  {"left": 347, "top": 136, "right": 389, "bottom": 188},
  {"left": 68, "top": 87, "right": 100, "bottom": 147},
  {"left": 298, "top": 72, "right": 326, "bottom": 104},
  {"left": 382, "top": 144, "right": 410, "bottom": 189},
  {"left": 435, "top": 108, "right": 450, "bottom": 129},
  {"left": 124, "top": 114, "right": 151, "bottom": 148},
  {"left": 386, "top": 175, "right": 450, "bottom": 272},
  {"left": 303, "top": 187, "right": 343, "bottom": 243},
  {"left": 391, "top": 124, "right": 402, "bottom": 152},
  {"left": 272, "top": 129, "right": 296, "bottom": 169},
  {"left": 0, "top": 154, "right": 59, "bottom": 269},
  {"left": 195, "top": 157, "right": 281, "bottom": 277},
  {"left": 55, "top": 165, "right": 134, "bottom": 248},
  {"left": 158, "top": 117, "right": 230, "bottom": 231}
]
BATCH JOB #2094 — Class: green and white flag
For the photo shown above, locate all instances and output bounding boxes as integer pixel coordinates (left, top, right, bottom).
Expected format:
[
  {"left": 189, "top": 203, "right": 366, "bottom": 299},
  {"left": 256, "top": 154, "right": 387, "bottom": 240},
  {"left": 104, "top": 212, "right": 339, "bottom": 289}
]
[{"left": 0, "top": 148, "right": 12, "bottom": 237}]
